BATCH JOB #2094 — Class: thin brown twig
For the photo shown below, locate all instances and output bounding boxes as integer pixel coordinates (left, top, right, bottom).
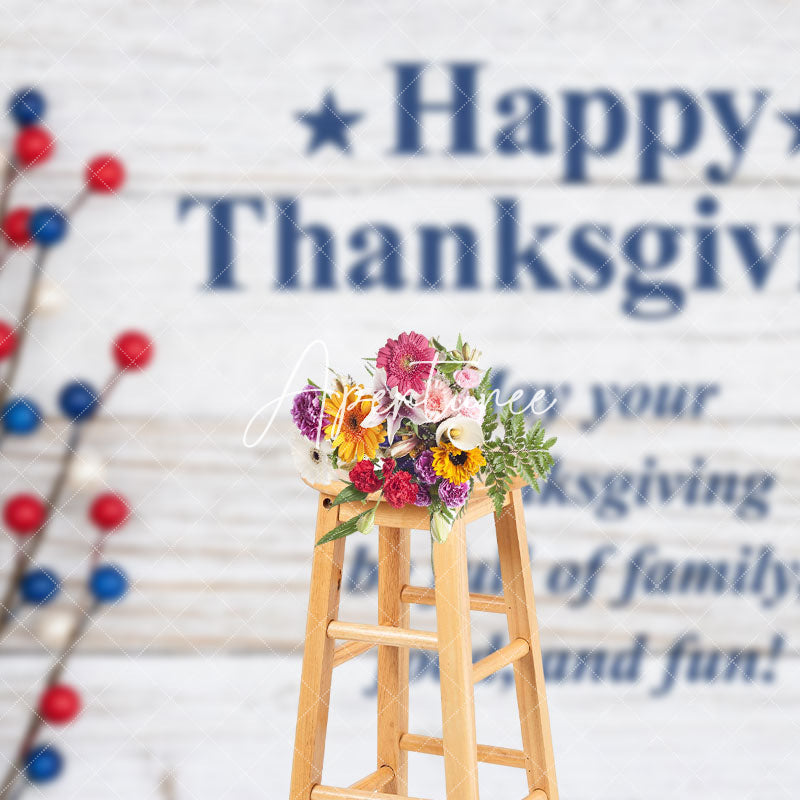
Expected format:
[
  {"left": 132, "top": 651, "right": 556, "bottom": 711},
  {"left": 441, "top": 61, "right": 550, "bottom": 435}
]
[
  {"left": 0, "top": 159, "right": 20, "bottom": 273},
  {"left": 0, "top": 246, "right": 49, "bottom": 414},
  {"left": 0, "top": 595, "right": 99, "bottom": 800},
  {"left": 0, "top": 370, "right": 121, "bottom": 639},
  {"left": 1, "top": 190, "right": 96, "bottom": 409},
  {"left": 65, "top": 188, "right": 88, "bottom": 218}
]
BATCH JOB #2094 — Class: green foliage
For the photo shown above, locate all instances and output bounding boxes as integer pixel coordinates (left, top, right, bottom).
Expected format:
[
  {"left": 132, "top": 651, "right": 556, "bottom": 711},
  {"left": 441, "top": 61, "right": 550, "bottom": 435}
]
[
  {"left": 330, "top": 484, "right": 368, "bottom": 506},
  {"left": 478, "top": 368, "right": 498, "bottom": 441},
  {"left": 481, "top": 404, "right": 557, "bottom": 515},
  {"left": 428, "top": 494, "right": 455, "bottom": 526},
  {"left": 430, "top": 334, "right": 475, "bottom": 380},
  {"left": 316, "top": 507, "right": 374, "bottom": 545}
]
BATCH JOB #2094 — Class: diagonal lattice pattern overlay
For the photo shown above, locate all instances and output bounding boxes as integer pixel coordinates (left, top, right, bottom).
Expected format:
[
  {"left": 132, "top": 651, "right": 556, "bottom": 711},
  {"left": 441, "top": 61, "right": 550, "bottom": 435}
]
[{"left": 1, "top": 1, "right": 800, "bottom": 799}]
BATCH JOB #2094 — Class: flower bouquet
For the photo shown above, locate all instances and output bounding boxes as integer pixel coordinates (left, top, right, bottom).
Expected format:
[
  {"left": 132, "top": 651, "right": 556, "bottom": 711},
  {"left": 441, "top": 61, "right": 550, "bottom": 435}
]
[{"left": 290, "top": 332, "right": 556, "bottom": 546}]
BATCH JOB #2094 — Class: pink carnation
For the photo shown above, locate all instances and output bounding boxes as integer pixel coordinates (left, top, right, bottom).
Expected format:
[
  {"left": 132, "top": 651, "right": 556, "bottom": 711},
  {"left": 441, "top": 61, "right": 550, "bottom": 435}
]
[
  {"left": 453, "top": 393, "right": 486, "bottom": 423},
  {"left": 454, "top": 368, "right": 481, "bottom": 389},
  {"left": 419, "top": 376, "right": 454, "bottom": 422},
  {"left": 376, "top": 332, "right": 436, "bottom": 396}
]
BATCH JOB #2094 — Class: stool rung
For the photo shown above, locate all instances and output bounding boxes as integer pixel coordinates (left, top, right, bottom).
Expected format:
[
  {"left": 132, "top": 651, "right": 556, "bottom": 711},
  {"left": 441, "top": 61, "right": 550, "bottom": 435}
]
[
  {"left": 311, "top": 786, "right": 430, "bottom": 800},
  {"left": 472, "top": 637, "right": 530, "bottom": 683},
  {"left": 399, "top": 733, "right": 527, "bottom": 768},
  {"left": 332, "top": 640, "right": 375, "bottom": 667},
  {"left": 348, "top": 765, "right": 393, "bottom": 791},
  {"left": 327, "top": 620, "right": 438, "bottom": 650},
  {"left": 400, "top": 584, "right": 507, "bottom": 614},
  {"left": 524, "top": 791, "right": 548, "bottom": 800}
]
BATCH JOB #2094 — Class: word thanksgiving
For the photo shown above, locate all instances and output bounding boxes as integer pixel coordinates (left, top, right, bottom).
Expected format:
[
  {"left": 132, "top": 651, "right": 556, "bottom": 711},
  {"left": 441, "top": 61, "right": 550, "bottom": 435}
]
[{"left": 178, "top": 63, "right": 800, "bottom": 318}]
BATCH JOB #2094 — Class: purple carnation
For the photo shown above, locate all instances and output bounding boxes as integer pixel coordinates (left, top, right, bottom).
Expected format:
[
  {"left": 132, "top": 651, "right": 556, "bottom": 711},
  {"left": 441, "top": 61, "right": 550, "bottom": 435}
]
[
  {"left": 414, "top": 484, "right": 432, "bottom": 507},
  {"left": 414, "top": 450, "right": 437, "bottom": 485},
  {"left": 438, "top": 479, "right": 470, "bottom": 509},
  {"left": 291, "top": 385, "right": 329, "bottom": 441}
]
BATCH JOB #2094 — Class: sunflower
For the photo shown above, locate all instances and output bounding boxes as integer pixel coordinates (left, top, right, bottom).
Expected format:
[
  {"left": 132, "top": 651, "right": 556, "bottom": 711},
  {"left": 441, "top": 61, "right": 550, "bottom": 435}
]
[
  {"left": 431, "top": 442, "right": 486, "bottom": 484},
  {"left": 324, "top": 384, "right": 385, "bottom": 463}
]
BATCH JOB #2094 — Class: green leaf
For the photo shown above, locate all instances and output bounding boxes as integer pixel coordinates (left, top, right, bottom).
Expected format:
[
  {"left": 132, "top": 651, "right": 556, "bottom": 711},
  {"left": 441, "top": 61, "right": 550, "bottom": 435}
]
[
  {"left": 316, "top": 508, "right": 374, "bottom": 545},
  {"left": 476, "top": 367, "right": 493, "bottom": 396},
  {"left": 330, "top": 483, "right": 370, "bottom": 507},
  {"left": 316, "top": 517, "right": 359, "bottom": 545}
]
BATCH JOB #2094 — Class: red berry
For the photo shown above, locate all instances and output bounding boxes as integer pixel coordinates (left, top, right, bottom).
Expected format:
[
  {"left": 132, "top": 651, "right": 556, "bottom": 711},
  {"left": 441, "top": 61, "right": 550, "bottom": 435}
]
[
  {"left": 39, "top": 685, "right": 81, "bottom": 725},
  {"left": 14, "top": 126, "right": 54, "bottom": 168},
  {"left": 86, "top": 154, "right": 125, "bottom": 193},
  {"left": 0, "top": 322, "right": 17, "bottom": 360},
  {"left": 89, "top": 492, "right": 130, "bottom": 531},
  {"left": 3, "top": 494, "right": 46, "bottom": 536},
  {"left": 2, "top": 208, "right": 32, "bottom": 247},
  {"left": 112, "top": 330, "right": 153, "bottom": 370}
]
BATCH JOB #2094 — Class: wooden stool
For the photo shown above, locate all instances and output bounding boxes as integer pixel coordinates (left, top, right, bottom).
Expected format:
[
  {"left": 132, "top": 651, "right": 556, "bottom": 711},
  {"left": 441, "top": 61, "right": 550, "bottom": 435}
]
[{"left": 289, "top": 477, "right": 559, "bottom": 800}]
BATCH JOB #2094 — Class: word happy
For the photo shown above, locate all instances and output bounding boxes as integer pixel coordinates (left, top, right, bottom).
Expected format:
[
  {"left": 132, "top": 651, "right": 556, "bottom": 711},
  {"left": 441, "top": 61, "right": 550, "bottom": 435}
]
[{"left": 178, "top": 63, "right": 800, "bottom": 319}]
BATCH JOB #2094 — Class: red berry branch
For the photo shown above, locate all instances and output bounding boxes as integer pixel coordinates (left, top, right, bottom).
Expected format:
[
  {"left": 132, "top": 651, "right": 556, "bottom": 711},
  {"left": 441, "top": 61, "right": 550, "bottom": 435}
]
[{"left": 0, "top": 86, "right": 154, "bottom": 798}]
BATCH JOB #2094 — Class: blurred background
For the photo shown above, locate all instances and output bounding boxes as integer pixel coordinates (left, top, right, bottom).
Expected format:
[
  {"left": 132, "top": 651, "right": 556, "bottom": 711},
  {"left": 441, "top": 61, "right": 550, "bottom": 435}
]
[{"left": 1, "top": 1, "right": 798, "bottom": 799}]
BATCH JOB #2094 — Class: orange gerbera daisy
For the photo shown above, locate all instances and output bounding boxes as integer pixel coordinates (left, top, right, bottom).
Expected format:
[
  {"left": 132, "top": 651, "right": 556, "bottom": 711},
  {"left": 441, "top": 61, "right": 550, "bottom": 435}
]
[{"left": 324, "top": 385, "right": 385, "bottom": 463}]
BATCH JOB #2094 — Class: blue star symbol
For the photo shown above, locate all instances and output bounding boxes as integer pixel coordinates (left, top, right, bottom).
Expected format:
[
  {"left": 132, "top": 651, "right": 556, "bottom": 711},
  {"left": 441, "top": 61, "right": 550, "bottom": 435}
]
[
  {"left": 777, "top": 108, "right": 800, "bottom": 155},
  {"left": 296, "top": 91, "right": 363, "bottom": 154}
]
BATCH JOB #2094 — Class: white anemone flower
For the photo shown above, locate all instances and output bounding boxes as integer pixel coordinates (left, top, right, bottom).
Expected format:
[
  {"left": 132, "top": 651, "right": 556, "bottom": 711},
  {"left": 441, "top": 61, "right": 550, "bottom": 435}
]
[
  {"left": 435, "top": 415, "right": 484, "bottom": 451},
  {"left": 290, "top": 428, "right": 335, "bottom": 484}
]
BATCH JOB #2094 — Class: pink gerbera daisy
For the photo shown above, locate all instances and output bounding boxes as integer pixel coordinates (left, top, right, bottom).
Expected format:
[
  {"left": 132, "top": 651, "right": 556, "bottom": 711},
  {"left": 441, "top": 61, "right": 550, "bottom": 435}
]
[{"left": 376, "top": 332, "right": 436, "bottom": 395}]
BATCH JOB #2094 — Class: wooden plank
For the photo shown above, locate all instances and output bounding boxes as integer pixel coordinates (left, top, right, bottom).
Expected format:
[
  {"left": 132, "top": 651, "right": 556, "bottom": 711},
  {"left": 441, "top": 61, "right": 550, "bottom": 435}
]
[
  {"left": 433, "top": 518, "right": 480, "bottom": 800},
  {"left": 327, "top": 621, "right": 437, "bottom": 651},
  {"left": 399, "top": 733, "right": 527, "bottom": 769},
  {"left": 377, "top": 526, "right": 411, "bottom": 794},
  {"left": 348, "top": 766, "right": 394, "bottom": 792},
  {"left": 311, "top": 785, "right": 429, "bottom": 800},
  {"left": 305, "top": 477, "right": 527, "bottom": 502},
  {"left": 319, "top": 481, "right": 515, "bottom": 531},
  {"left": 289, "top": 495, "right": 346, "bottom": 800},
  {"left": 400, "top": 585, "right": 506, "bottom": 614},
  {"left": 332, "top": 641, "right": 375, "bottom": 668},
  {"left": 495, "top": 490, "right": 559, "bottom": 800},
  {"left": 472, "top": 638, "right": 530, "bottom": 684},
  {"left": 337, "top": 500, "right": 431, "bottom": 531}
]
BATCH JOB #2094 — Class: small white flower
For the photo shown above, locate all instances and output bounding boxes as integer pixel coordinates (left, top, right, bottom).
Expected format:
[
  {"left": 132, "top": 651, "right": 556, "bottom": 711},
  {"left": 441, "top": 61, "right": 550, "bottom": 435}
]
[
  {"left": 290, "top": 429, "right": 335, "bottom": 484},
  {"left": 435, "top": 415, "right": 484, "bottom": 451}
]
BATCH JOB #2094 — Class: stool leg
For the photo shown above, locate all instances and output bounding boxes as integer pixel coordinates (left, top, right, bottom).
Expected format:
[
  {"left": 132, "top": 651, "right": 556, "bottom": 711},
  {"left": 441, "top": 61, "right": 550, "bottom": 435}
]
[
  {"left": 494, "top": 490, "right": 559, "bottom": 800},
  {"left": 289, "top": 496, "right": 346, "bottom": 800},
  {"left": 377, "top": 526, "right": 411, "bottom": 794},
  {"left": 433, "top": 518, "right": 480, "bottom": 800}
]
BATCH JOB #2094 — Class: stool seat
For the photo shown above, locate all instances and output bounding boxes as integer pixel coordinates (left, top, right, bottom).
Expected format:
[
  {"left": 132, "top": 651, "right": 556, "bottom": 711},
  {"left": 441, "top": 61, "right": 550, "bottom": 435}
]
[
  {"left": 302, "top": 476, "right": 528, "bottom": 531},
  {"left": 289, "top": 479, "right": 559, "bottom": 800}
]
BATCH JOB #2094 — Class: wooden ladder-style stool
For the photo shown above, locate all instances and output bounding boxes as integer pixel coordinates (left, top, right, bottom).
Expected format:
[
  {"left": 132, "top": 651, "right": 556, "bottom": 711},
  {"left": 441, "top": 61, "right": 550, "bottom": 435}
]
[{"left": 289, "top": 477, "right": 559, "bottom": 800}]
